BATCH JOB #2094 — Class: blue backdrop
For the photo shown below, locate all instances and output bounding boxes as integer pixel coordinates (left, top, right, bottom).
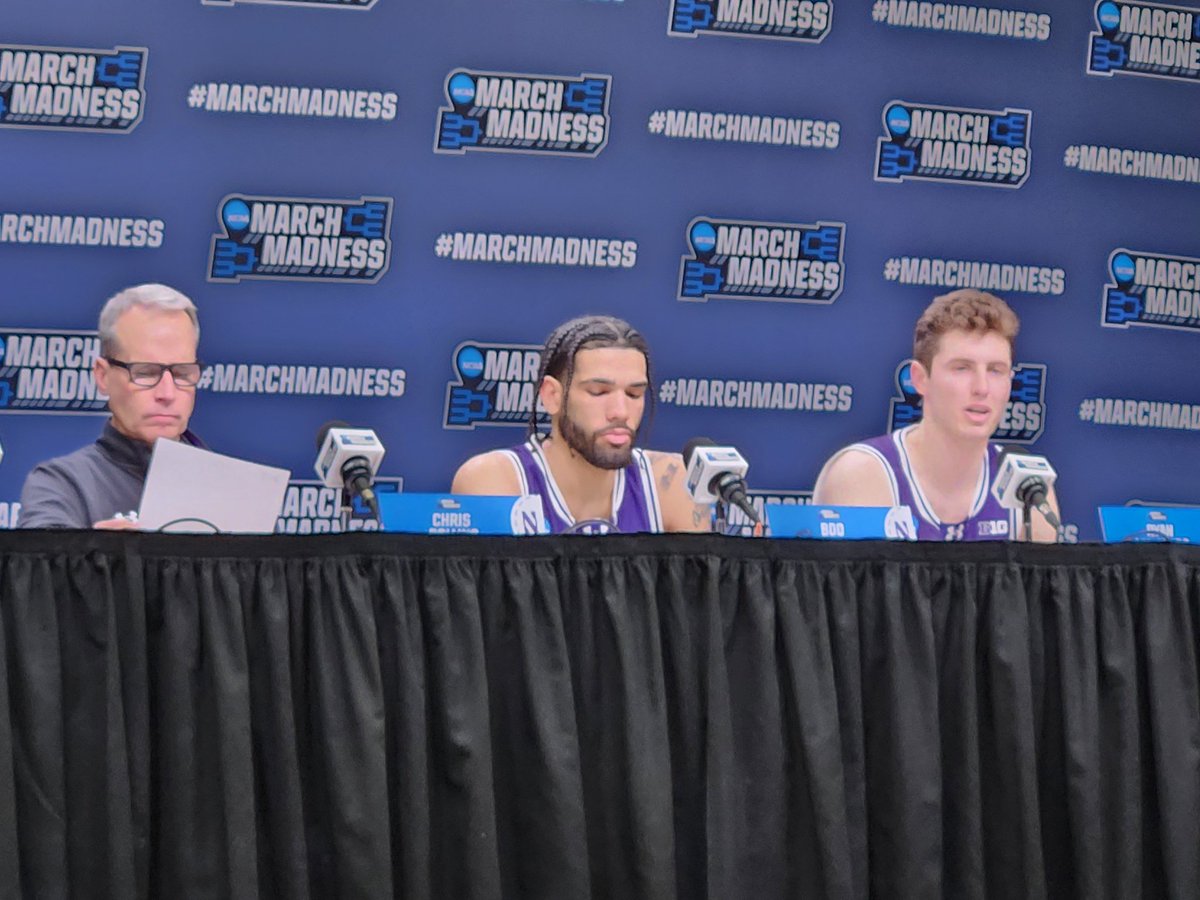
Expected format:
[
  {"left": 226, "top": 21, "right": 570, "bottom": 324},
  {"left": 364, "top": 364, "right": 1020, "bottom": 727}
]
[{"left": 1, "top": 0, "right": 1197, "bottom": 538}]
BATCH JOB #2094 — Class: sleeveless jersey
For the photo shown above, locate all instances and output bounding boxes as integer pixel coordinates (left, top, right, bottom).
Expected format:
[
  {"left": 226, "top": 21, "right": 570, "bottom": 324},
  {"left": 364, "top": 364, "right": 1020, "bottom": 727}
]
[
  {"left": 502, "top": 438, "right": 663, "bottom": 534},
  {"left": 847, "top": 426, "right": 1016, "bottom": 541}
]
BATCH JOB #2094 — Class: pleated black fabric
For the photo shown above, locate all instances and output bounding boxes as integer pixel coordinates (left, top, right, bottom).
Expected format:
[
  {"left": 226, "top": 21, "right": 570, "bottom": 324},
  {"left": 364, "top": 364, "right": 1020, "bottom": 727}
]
[{"left": 0, "top": 531, "right": 1197, "bottom": 899}]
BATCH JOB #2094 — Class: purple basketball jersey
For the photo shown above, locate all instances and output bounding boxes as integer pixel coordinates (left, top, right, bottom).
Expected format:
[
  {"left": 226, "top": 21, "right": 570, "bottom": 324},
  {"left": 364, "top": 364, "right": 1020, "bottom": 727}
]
[
  {"left": 503, "top": 438, "right": 664, "bottom": 534},
  {"left": 848, "top": 426, "right": 1016, "bottom": 541}
]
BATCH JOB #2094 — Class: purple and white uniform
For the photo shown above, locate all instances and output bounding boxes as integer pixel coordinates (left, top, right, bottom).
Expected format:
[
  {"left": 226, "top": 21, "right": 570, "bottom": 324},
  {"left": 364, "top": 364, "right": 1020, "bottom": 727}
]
[
  {"left": 503, "top": 438, "right": 664, "bottom": 534},
  {"left": 844, "top": 426, "right": 1016, "bottom": 541}
]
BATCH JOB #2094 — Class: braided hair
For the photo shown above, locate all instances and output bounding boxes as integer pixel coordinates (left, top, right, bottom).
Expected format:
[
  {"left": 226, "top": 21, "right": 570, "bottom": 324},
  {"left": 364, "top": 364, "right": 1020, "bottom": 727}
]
[{"left": 529, "top": 315, "right": 653, "bottom": 440}]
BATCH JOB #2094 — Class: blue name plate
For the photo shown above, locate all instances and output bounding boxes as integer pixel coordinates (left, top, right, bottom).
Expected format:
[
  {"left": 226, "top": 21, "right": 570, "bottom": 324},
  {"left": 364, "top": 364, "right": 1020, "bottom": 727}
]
[
  {"left": 765, "top": 504, "right": 918, "bottom": 540},
  {"left": 378, "top": 493, "right": 548, "bottom": 535},
  {"left": 1098, "top": 506, "right": 1200, "bottom": 543}
]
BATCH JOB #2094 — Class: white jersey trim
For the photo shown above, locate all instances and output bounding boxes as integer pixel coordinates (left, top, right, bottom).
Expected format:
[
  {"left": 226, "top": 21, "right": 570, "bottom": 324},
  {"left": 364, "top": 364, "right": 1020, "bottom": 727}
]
[
  {"left": 633, "top": 449, "right": 664, "bottom": 532},
  {"left": 523, "top": 438, "right": 628, "bottom": 528},
  {"left": 501, "top": 449, "right": 529, "bottom": 494},
  {"left": 508, "top": 439, "right": 663, "bottom": 531},
  {"left": 893, "top": 426, "right": 990, "bottom": 527}
]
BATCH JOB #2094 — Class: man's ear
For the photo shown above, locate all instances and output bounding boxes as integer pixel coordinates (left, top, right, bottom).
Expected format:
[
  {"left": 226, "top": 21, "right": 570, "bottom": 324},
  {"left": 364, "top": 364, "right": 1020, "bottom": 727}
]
[
  {"left": 909, "top": 358, "right": 929, "bottom": 400},
  {"left": 94, "top": 357, "right": 111, "bottom": 396},
  {"left": 540, "top": 374, "right": 566, "bottom": 420},
  {"left": 539, "top": 375, "right": 565, "bottom": 417}
]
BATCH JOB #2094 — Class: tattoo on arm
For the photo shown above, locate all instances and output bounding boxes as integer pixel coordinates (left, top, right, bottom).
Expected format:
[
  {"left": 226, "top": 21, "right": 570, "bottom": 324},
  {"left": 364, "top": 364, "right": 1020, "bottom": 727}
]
[
  {"left": 692, "top": 505, "right": 707, "bottom": 528},
  {"left": 660, "top": 462, "right": 678, "bottom": 491}
]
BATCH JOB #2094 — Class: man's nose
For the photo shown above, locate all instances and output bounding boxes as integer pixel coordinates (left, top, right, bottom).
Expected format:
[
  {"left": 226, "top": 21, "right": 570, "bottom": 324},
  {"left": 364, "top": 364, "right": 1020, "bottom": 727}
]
[
  {"left": 154, "top": 370, "right": 179, "bottom": 399},
  {"left": 607, "top": 392, "right": 630, "bottom": 420}
]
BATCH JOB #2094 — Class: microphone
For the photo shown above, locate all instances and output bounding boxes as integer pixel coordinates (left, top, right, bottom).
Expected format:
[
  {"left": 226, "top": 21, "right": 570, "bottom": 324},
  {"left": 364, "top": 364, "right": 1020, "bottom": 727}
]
[
  {"left": 991, "top": 446, "right": 1060, "bottom": 531},
  {"left": 683, "top": 437, "right": 760, "bottom": 524},
  {"left": 314, "top": 420, "right": 386, "bottom": 518}
]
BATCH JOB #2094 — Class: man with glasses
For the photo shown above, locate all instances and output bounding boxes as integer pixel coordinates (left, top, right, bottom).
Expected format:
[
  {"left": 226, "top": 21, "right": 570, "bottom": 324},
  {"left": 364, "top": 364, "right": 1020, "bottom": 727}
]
[{"left": 19, "top": 283, "right": 207, "bottom": 529}]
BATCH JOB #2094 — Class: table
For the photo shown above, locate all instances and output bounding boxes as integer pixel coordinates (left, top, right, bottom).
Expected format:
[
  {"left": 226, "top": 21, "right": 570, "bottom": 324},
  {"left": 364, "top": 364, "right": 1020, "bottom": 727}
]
[{"left": 1, "top": 531, "right": 1197, "bottom": 899}]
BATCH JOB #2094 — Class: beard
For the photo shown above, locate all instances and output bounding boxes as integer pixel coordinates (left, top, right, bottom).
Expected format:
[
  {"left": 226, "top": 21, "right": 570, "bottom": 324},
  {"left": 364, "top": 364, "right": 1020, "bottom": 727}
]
[{"left": 558, "top": 404, "right": 637, "bottom": 470}]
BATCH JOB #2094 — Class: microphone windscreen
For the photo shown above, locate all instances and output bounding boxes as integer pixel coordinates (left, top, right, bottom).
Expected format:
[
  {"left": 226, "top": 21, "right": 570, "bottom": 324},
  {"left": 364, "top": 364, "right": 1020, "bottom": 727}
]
[
  {"left": 315, "top": 419, "right": 351, "bottom": 449},
  {"left": 682, "top": 436, "right": 715, "bottom": 466}
]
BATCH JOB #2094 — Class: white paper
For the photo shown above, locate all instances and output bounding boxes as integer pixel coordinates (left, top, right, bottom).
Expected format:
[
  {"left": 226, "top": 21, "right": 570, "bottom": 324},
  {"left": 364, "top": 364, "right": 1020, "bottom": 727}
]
[{"left": 137, "top": 438, "right": 290, "bottom": 533}]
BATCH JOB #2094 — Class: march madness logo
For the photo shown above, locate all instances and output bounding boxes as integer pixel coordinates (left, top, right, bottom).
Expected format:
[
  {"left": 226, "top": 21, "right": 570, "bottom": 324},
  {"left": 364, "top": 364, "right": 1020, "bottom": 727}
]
[
  {"left": 0, "top": 44, "right": 147, "bottom": 132},
  {"left": 669, "top": 0, "right": 832, "bottom": 41},
  {"left": 1102, "top": 248, "right": 1200, "bottom": 333},
  {"left": 435, "top": 69, "right": 611, "bottom": 158},
  {"left": 727, "top": 488, "right": 812, "bottom": 533},
  {"left": 888, "top": 359, "right": 1047, "bottom": 443},
  {"left": 209, "top": 194, "right": 392, "bottom": 283},
  {"left": 875, "top": 100, "right": 1031, "bottom": 187},
  {"left": 1088, "top": 0, "right": 1200, "bottom": 83},
  {"left": 0, "top": 329, "right": 108, "bottom": 414},
  {"left": 276, "top": 477, "right": 402, "bottom": 534},
  {"left": 679, "top": 216, "right": 845, "bottom": 304},
  {"left": 444, "top": 341, "right": 548, "bottom": 430}
]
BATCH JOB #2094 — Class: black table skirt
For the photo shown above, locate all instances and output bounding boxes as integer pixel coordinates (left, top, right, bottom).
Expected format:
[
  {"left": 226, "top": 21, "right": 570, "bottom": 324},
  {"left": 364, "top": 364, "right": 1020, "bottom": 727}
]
[{"left": 1, "top": 531, "right": 1197, "bottom": 899}]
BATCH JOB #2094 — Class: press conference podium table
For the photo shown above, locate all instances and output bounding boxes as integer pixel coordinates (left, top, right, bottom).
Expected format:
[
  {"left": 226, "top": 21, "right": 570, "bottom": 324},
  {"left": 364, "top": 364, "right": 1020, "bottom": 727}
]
[{"left": 1, "top": 530, "right": 1197, "bottom": 899}]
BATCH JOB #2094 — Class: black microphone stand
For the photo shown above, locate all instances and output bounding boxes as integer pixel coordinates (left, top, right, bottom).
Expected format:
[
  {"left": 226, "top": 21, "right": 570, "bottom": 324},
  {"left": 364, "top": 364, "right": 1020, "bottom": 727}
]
[
  {"left": 340, "top": 459, "right": 382, "bottom": 527},
  {"left": 1015, "top": 478, "right": 1058, "bottom": 542},
  {"left": 714, "top": 499, "right": 729, "bottom": 535}
]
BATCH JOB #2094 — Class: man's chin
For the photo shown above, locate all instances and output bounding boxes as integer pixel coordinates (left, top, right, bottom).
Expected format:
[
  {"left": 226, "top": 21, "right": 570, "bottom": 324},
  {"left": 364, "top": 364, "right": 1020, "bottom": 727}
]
[
  {"left": 957, "top": 424, "right": 1000, "bottom": 443},
  {"left": 588, "top": 447, "right": 634, "bottom": 470}
]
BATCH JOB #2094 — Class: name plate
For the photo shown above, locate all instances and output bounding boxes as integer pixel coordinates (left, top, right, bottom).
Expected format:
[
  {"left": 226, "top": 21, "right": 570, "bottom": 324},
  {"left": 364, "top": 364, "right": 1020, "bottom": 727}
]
[
  {"left": 379, "top": 493, "right": 548, "bottom": 535},
  {"left": 1098, "top": 506, "right": 1200, "bottom": 543},
  {"left": 766, "top": 504, "right": 918, "bottom": 540}
]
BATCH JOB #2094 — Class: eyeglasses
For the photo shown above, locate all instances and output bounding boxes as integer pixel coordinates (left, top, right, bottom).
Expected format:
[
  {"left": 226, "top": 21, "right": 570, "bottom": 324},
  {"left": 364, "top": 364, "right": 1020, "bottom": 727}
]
[{"left": 104, "top": 357, "right": 204, "bottom": 387}]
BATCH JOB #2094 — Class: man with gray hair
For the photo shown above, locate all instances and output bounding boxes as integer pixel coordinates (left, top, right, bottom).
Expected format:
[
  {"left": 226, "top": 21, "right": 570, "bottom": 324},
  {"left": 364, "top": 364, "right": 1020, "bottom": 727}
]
[{"left": 19, "top": 283, "right": 207, "bottom": 529}]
